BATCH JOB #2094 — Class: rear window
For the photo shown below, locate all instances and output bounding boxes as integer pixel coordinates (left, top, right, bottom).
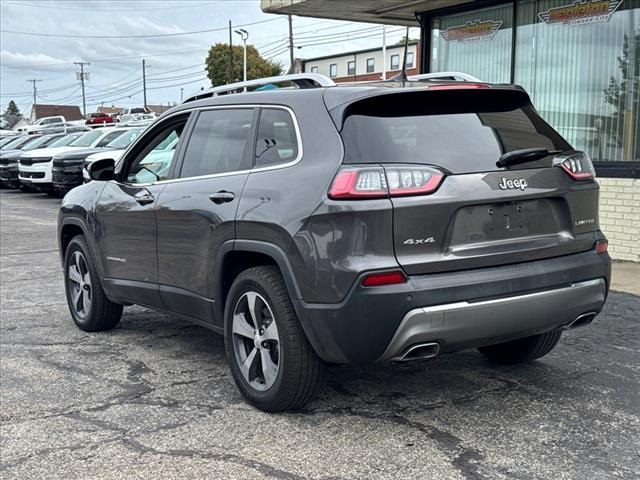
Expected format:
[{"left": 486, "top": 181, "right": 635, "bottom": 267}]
[{"left": 340, "top": 90, "right": 570, "bottom": 173}]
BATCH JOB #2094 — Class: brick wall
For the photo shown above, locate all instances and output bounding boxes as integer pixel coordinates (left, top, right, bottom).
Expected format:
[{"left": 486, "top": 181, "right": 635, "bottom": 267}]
[{"left": 598, "top": 178, "right": 640, "bottom": 262}]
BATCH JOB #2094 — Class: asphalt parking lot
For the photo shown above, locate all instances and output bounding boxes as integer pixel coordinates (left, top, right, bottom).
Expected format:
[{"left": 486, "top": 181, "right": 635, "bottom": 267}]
[{"left": 1, "top": 189, "right": 639, "bottom": 480}]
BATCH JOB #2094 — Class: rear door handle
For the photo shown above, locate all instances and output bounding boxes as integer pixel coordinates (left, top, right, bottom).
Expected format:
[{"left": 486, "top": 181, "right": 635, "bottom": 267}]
[
  {"left": 135, "top": 193, "right": 155, "bottom": 205},
  {"left": 209, "top": 191, "right": 235, "bottom": 204}
]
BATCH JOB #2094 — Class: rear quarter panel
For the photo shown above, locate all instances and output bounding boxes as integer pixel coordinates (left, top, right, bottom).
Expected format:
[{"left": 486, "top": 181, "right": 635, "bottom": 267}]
[{"left": 236, "top": 98, "right": 380, "bottom": 303}]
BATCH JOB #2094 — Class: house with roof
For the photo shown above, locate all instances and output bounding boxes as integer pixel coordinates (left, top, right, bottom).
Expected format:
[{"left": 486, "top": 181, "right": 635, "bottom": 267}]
[{"left": 30, "top": 104, "right": 84, "bottom": 122}]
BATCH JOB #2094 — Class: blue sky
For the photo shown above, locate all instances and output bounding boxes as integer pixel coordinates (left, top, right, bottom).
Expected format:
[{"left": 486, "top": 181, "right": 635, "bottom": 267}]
[{"left": 0, "top": 0, "right": 419, "bottom": 116}]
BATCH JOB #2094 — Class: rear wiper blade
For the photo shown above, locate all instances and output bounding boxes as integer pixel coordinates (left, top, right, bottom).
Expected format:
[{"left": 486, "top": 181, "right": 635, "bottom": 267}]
[{"left": 496, "top": 148, "right": 563, "bottom": 168}]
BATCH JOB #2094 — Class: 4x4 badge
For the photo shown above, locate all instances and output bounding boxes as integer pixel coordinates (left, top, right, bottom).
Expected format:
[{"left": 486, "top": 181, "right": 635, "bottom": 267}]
[{"left": 498, "top": 178, "right": 528, "bottom": 191}]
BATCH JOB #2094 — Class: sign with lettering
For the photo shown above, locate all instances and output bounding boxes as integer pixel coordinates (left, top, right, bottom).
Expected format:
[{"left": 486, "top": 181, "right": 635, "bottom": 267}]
[
  {"left": 440, "top": 20, "right": 503, "bottom": 43},
  {"left": 538, "top": 0, "right": 623, "bottom": 26}
]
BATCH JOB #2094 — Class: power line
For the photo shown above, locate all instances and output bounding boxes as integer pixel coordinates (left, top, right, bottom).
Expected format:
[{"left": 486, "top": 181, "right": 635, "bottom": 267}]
[
  {"left": 0, "top": 17, "right": 283, "bottom": 39},
  {"left": 3, "top": 1, "right": 221, "bottom": 12}
]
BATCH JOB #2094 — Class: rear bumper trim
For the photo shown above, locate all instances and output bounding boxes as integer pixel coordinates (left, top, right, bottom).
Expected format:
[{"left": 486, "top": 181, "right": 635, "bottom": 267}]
[{"left": 380, "top": 278, "right": 607, "bottom": 361}]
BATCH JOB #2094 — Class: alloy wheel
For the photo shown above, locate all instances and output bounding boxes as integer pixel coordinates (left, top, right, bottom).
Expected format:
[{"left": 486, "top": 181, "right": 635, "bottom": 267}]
[
  {"left": 67, "top": 250, "right": 92, "bottom": 319},
  {"left": 231, "top": 291, "right": 280, "bottom": 391}
]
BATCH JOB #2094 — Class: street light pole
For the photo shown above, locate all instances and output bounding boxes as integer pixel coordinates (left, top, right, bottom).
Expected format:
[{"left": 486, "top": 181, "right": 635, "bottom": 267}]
[{"left": 234, "top": 29, "right": 249, "bottom": 91}]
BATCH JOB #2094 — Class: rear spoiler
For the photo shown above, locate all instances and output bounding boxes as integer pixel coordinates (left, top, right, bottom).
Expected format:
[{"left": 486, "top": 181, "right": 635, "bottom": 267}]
[{"left": 325, "top": 85, "right": 532, "bottom": 131}]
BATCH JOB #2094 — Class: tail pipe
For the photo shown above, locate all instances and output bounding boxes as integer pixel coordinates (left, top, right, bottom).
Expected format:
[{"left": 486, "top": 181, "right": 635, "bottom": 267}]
[
  {"left": 564, "top": 311, "right": 597, "bottom": 330},
  {"left": 393, "top": 342, "right": 440, "bottom": 362}
]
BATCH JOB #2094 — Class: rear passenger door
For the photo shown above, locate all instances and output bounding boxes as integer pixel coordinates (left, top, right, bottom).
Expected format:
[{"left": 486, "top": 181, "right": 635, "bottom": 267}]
[{"left": 155, "top": 107, "right": 256, "bottom": 324}]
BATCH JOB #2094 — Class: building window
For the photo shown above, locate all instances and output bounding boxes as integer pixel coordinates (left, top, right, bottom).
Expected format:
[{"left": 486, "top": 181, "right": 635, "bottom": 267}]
[
  {"left": 310, "top": 66, "right": 318, "bottom": 73},
  {"left": 329, "top": 63, "right": 337, "bottom": 78},
  {"left": 347, "top": 60, "right": 356, "bottom": 76},
  {"left": 515, "top": 0, "right": 639, "bottom": 163},
  {"left": 430, "top": 3, "right": 512, "bottom": 83},
  {"left": 366, "top": 58, "right": 374, "bottom": 73},
  {"left": 406, "top": 52, "right": 414, "bottom": 68},
  {"left": 425, "top": 0, "right": 639, "bottom": 164},
  {"left": 390, "top": 54, "right": 400, "bottom": 70}
]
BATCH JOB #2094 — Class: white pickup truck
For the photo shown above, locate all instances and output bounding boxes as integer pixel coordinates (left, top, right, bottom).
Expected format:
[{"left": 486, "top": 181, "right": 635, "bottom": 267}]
[{"left": 17, "top": 116, "right": 66, "bottom": 134}]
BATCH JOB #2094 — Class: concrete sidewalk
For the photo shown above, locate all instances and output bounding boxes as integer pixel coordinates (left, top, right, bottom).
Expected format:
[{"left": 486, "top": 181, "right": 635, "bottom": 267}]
[{"left": 611, "top": 261, "right": 640, "bottom": 295}]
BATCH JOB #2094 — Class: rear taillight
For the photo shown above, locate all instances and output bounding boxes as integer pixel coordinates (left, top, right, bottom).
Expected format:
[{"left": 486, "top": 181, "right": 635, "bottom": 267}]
[
  {"left": 596, "top": 239, "right": 608, "bottom": 254},
  {"left": 362, "top": 270, "right": 407, "bottom": 287},
  {"left": 556, "top": 151, "right": 595, "bottom": 180},
  {"left": 328, "top": 165, "right": 444, "bottom": 200}
]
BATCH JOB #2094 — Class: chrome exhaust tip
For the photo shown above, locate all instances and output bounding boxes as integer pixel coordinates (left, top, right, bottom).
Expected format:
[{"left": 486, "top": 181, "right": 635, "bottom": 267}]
[
  {"left": 393, "top": 342, "right": 440, "bottom": 362},
  {"left": 564, "top": 311, "right": 597, "bottom": 330}
]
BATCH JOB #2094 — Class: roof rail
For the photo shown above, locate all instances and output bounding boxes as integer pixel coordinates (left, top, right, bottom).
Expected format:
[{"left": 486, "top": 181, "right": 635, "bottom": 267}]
[
  {"left": 408, "top": 71, "right": 482, "bottom": 82},
  {"left": 184, "top": 73, "right": 336, "bottom": 103}
]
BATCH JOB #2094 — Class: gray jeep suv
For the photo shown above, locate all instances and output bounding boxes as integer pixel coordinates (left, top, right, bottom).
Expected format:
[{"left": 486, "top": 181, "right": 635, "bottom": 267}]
[{"left": 58, "top": 74, "right": 610, "bottom": 412}]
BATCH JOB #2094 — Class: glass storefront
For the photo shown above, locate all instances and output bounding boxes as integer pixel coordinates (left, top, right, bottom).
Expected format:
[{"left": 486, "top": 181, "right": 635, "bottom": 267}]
[{"left": 428, "top": 0, "right": 639, "bottom": 163}]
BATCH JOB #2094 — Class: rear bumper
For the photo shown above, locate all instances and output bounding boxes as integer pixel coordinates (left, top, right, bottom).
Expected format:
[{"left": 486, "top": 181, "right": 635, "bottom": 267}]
[
  {"left": 295, "top": 249, "right": 611, "bottom": 364},
  {"left": 380, "top": 278, "right": 605, "bottom": 361}
]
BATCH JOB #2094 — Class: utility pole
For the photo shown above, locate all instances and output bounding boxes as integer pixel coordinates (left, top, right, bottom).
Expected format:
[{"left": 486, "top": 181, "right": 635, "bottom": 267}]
[
  {"left": 288, "top": 14, "right": 294, "bottom": 72},
  {"left": 26, "top": 78, "right": 41, "bottom": 108},
  {"left": 382, "top": 26, "right": 387, "bottom": 80},
  {"left": 74, "top": 62, "right": 89, "bottom": 116},
  {"left": 228, "top": 20, "right": 234, "bottom": 84},
  {"left": 180, "top": 88, "right": 184, "bottom": 102},
  {"left": 142, "top": 59, "right": 147, "bottom": 108}
]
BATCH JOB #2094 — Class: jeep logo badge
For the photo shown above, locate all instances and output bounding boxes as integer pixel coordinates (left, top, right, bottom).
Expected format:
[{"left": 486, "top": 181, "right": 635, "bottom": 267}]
[{"left": 498, "top": 177, "right": 528, "bottom": 191}]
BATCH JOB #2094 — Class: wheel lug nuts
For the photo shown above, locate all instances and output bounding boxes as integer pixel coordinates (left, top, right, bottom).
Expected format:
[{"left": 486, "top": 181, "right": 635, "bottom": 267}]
[{"left": 262, "top": 341, "right": 268, "bottom": 348}]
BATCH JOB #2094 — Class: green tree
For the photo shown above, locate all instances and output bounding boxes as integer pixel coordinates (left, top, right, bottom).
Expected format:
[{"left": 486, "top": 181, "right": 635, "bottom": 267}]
[
  {"left": 205, "top": 43, "right": 282, "bottom": 87},
  {"left": 4, "top": 100, "right": 21, "bottom": 117},
  {"left": 603, "top": 33, "right": 640, "bottom": 159}
]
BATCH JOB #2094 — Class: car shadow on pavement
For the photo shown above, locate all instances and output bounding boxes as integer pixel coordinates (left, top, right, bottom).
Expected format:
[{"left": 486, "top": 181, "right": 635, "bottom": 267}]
[{"left": 115, "top": 305, "right": 584, "bottom": 417}]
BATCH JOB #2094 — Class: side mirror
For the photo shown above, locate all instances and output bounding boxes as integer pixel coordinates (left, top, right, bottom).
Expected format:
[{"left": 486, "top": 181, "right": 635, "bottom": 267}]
[{"left": 86, "top": 158, "right": 115, "bottom": 181}]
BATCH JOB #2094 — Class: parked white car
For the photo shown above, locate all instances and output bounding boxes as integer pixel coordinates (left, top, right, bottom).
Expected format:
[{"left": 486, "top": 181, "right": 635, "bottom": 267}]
[{"left": 18, "top": 127, "right": 124, "bottom": 191}]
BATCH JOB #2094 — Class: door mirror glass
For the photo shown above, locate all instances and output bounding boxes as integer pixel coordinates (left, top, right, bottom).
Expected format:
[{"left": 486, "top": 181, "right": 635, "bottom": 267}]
[{"left": 87, "top": 158, "right": 115, "bottom": 181}]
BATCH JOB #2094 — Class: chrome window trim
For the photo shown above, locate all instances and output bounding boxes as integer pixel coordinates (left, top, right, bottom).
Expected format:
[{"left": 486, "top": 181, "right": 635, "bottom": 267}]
[{"left": 118, "top": 104, "right": 303, "bottom": 187}]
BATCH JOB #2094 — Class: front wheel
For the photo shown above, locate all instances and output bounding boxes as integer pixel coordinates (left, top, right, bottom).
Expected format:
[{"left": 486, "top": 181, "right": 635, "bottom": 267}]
[
  {"left": 224, "top": 266, "right": 322, "bottom": 412},
  {"left": 64, "top": 235, "right": 123, "bottom": 332},
  {"left": 478, "top": 329, "right": 562, "bottom": 365}
]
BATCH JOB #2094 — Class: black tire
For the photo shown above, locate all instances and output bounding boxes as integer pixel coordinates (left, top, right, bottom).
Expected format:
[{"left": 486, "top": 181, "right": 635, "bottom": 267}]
[
  {"left": 64, "top": 235, "right": 123, "bottom": 332},
  {"left": 478, "top": 329, "right": 562, "bottom": 365},
  {"left": 224, "top": 265, "right": 322, "bottom": 412}
]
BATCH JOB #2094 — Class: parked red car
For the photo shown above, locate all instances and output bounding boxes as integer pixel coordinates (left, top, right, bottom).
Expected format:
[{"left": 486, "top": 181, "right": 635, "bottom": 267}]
[{"left": 85, "top": 112, "right": 114, "bottom": 125}]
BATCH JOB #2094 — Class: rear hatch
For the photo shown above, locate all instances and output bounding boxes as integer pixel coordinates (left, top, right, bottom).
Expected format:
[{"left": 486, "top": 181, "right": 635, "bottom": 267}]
[{"left": 333, "top": 87, "right": 599, "bottom": 275}]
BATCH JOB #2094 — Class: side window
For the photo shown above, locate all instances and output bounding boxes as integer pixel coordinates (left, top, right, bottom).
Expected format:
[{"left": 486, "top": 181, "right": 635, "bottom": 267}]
[
  {"left": 254, "top": 108, "right": 299, "bottom": 168},
  {"left": 179, "top": 108, "right": 253, "bottom": 178},
  {"left": 124, "top": 119, "right": 187, "bottom": 184}
]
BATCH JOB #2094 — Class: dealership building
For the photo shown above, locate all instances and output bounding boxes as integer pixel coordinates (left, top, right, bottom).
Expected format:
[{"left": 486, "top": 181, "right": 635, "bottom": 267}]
[{"left": 263, "top": 0, "right": 639, "bottom": 261}]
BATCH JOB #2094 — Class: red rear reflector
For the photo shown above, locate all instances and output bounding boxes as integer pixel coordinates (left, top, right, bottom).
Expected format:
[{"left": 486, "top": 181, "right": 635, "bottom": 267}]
[
  {"left": 596, "top": 240, "right": 608, "bottom": 254},
  {"left": 362, "top": 271, "right": 407, "bottom": 287}
]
